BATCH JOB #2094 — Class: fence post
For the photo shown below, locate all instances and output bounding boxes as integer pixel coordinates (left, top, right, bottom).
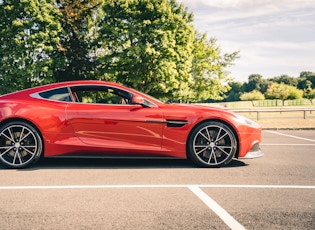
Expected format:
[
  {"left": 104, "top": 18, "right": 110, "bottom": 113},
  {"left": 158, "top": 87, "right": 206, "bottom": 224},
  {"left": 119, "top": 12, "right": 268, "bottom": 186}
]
[
  {"left": 304, "top": 110, "right": 307, "bottom": 119},
  {"left": 257, "top": 111, "right": 260, "bottom": 120}
]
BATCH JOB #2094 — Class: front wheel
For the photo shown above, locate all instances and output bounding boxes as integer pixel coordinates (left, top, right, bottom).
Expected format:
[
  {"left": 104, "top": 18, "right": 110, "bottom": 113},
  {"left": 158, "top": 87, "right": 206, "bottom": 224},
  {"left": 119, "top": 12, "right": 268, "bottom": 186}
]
[
  {"left": 0, "top": 121, "right": 43, "bottom": 169},
  {"left": 187, "top": 121, "right": 237, "bottom": 167}
]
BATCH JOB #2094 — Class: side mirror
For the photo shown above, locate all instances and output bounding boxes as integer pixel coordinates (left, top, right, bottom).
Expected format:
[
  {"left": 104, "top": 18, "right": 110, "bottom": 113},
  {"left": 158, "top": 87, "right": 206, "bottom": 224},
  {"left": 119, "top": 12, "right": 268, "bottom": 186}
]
[{"left": 131, "top": 94, "right": 145, "bottom": 105}]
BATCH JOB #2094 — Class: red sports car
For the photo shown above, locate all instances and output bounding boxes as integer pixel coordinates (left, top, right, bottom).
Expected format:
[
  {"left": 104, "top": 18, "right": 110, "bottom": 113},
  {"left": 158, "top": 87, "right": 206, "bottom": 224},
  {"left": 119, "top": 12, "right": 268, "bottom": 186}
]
[{"left": 0, "top": 80, "right": 263, "bottom": 169}]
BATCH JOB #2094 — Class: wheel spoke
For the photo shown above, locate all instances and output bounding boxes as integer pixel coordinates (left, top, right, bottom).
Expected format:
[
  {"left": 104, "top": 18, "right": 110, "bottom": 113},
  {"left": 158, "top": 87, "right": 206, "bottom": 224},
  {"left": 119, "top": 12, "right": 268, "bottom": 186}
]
[
  {"left": 0, "top": 147, "right": 14, "bottom": 157},
  {"left": 217, "top": 146, "right": 231, "bottom": 156},
  {"left": 8, "top": 127, "right": 15, "bottom": 141},
  {"left": 208, "top": 149, "right": 217, "bottom": 164},
  {"left": 216, "top": 130, "right": 228, "bottom": 142},
  {"left": 205, "top": 128, "right": 211, "bottom": 141},
  {"left": 18, "top": 127, "right": 25, "bottom": 142},
  {"left": 1, "top": 132, "right": 14, "bottom": 143},
  {"left": 21, "top": 146, "right": 36, "bottom": 156},
  {"left": 214, "top": 127, "right": 222, "bottom": 142},
  {"left": 0, "top": 146, "right": 12, "bottom": 149},
  {"left": 13, "top": 150, "right": 18, "bottom": 165},
  {"left": 199, "top": 131, "right": 210, "bottom": 142},
  {"left": 14, "top": 150, "right": 24, "bottom": 164},
  {"left": 19, "top": 127, "right": 30, "bottom": 142},
  {"left": 194, "top": 145, "right": 208, "bottom": 148},
  {"left": 191, "top": 123, "right": 236, "bottom": 167},
  {"left": 195, "top": 146, "right": 209, "bottom": 155},
  {"left": 0, "top": 124, "right": 41, "bottom": 168}
]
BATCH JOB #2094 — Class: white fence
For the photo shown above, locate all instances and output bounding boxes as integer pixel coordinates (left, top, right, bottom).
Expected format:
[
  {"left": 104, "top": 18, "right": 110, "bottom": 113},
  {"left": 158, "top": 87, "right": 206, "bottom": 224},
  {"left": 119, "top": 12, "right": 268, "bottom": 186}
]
[{"left": 231, "top": 108, "right": 315, "bottom": 120}]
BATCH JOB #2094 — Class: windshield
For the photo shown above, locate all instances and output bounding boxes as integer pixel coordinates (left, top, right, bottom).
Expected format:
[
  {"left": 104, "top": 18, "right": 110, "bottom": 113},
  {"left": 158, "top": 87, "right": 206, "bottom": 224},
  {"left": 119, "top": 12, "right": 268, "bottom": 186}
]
[{"left": 128, "top": 87, "right": 164, "bottom": 105}]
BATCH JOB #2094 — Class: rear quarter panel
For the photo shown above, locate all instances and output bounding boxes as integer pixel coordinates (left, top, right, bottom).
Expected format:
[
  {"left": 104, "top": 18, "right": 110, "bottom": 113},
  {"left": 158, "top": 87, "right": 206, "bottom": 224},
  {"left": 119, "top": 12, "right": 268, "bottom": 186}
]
[{"left": 0, "top": 98, "right": 74, "bottom": 156}]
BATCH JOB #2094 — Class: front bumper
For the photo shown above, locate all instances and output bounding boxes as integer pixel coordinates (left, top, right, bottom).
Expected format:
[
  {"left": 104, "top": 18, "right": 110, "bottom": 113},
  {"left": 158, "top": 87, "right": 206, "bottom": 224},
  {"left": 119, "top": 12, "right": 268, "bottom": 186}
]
[{"left": 239, "top": 143, "right": 264, "bottom": 159}]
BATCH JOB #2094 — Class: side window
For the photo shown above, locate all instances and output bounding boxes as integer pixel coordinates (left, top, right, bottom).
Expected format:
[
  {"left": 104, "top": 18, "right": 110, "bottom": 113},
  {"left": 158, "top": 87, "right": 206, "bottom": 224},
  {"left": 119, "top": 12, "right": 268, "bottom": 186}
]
[
  {"left": 71, "top": 86, "right": 132, "bottom": 105},
  {"left": 39, "top": 87, "right": 71, "bottom": 102}
]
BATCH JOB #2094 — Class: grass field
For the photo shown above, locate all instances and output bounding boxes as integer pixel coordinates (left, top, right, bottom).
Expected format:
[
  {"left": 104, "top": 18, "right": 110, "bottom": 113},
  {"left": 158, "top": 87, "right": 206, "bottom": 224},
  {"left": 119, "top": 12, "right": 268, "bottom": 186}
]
[
  {"left": 199, "top": 99, "right": 315, "bottom": 129},
  {"left": 255, "top": 119, "right": 315, "bottom": 129},
  {"left": 234, "top": 110, "right": 315, "bottom": 129}
]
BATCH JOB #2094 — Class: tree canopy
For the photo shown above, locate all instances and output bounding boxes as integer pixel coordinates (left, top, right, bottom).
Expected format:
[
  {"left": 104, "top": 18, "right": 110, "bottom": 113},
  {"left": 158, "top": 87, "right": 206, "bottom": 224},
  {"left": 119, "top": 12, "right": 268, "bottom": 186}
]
[
  {"left": 2, "top": 0, "right": 312, "bottom": 104},
  {"left": 0, "top": 0, "right": 61, "bottom": 93},
  {"left": 224, "top": 71, "right": 315, "bottom": 103},
  {"left": 0, "top": 0, "right": 238, "bottom": 102},
  {"left": 265, "top": 83, "right": 303, "bottom": 105},
  {"left": 96, "top": 0, "right": 195, "bottom": 100},
  {"left": 53, "top": 0, "right": 101, "bottom": 82},
  {"left": 240, "top": 90, "right": 265, "bottom": 106}
]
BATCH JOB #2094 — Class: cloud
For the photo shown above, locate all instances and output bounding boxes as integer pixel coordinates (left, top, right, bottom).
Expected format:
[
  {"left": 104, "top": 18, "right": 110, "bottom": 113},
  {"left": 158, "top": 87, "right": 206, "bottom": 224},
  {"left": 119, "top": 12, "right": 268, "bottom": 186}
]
[
  {"left": 179, "top": 0, "right": 315, "bottom": 81},
  {"left": 180, "top": 0, "right": 315, "bottom": 9}
]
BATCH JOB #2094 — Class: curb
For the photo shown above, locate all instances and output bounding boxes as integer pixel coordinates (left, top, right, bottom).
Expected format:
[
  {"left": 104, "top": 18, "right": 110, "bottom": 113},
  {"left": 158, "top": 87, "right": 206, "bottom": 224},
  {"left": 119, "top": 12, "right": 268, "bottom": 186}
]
[{"left": 262, "top": 127, "right": 315, "bottom": 130}]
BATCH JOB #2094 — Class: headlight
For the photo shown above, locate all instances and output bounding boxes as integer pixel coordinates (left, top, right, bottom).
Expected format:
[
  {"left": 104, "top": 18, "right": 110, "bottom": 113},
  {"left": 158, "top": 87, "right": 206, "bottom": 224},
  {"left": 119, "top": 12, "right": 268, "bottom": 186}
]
[{"left": 236, "top": 114, "right": 260, "bottom": 127}]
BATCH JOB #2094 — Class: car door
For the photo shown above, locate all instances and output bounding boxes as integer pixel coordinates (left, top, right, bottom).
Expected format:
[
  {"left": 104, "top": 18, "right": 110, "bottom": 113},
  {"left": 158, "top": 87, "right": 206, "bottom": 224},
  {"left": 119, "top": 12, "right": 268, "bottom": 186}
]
[{"left": 66, "top": 85, "right": 164, "bottom": 152}]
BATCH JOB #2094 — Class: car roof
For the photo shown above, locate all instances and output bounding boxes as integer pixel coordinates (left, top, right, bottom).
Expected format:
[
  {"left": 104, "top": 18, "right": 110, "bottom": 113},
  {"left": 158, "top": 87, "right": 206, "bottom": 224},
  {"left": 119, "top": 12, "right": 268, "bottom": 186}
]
[
  {"left": 0, "top": 80, "right": 123, "bottom": 98},
  {"left": 0, "top": 80, "right": 163, "bottom": 105}
]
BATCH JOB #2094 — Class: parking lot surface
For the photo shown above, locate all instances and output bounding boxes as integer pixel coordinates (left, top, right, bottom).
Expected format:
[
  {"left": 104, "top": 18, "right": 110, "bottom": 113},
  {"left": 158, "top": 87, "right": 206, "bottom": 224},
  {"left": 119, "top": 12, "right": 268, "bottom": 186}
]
[{"left": 0, "top": 130, "right": 314, "bottom": 229}]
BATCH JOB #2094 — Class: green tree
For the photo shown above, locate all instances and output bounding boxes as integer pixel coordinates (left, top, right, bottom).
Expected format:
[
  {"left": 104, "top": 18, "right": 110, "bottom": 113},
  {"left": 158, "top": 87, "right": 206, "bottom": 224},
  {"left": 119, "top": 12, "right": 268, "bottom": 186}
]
[
  {"left": 244, "top": 74, "right": 267, "bottom": 93},
  {"left": 96, "top": 0, "right": 237, "bottom": 101},
  {"left": 271, "top": 74, "right": 298, "bottom": 87},
  {"left": 0, "top": 0, "right": 61, "bottom": 94},
  {"left": 224, "top": 81, "right": 244, "bottom": 102},
  {"left": 303, "top": 80, "right": 315, "bottom": 104},
  {"left": 298, "top": 71, "right": 315, "bottom": 89},
  {"left": 189, "top": 34, "right": 238, "bottom": 102},
  {"left": 53, "top": 0, "right": 101, "bottom": 82},
  {"left": 240, "top": 90, "right": 265, "bottom": 106},
  {"left": 0, "top": 0, "right": 238, "bottom": 101},
  {"left": 265, "top": 83, "right": 303, "bottom": 106},
  {"left": 96, "top": 0, "right": 194, "bottom": 100}
]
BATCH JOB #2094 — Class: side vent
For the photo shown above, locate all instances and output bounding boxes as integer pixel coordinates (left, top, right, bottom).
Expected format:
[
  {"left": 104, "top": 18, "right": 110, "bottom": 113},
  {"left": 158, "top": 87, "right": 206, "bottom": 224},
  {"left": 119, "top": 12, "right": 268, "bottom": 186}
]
[{"left": 166, "top": 120, "right": 188, "bottom": 128}]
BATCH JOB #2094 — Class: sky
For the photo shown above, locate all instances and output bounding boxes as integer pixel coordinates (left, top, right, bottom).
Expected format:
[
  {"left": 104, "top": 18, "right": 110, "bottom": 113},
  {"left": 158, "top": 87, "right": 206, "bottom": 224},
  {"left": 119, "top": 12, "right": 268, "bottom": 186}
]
[{"left": 179, "top": 0, "right": 315, "bottom": 82}]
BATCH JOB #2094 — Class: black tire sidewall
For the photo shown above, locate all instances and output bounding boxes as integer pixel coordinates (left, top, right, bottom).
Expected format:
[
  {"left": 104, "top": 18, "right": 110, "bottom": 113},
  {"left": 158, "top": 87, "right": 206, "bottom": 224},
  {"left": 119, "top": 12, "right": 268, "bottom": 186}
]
[
  {"left": 187, "top": 121, "right": 237, "bottom": 167},
  {"left": 0, "top": 121, "right": 43, "bottom": 169}
]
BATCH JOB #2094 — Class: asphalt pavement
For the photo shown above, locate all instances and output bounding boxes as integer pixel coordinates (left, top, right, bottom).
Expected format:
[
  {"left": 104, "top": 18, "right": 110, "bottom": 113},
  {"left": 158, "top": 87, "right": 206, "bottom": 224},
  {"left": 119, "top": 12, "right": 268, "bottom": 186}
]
[{"left": 0, "top": 130, "right": 314, "bottom": 229}]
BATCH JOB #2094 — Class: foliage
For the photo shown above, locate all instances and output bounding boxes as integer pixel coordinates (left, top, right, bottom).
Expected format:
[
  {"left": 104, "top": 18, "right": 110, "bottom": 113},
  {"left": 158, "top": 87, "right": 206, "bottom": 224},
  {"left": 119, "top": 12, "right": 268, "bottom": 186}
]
[
  {"left": 265, "top": 83, "right": 303, "bottom": 105},
  {"left": 298, "top": 71, "right": 315, "bottom": 89},
  {"left": 2, "top": 0, "right": 238, "bottom": 101},
  {"left": 53, "top": 0, "right": 101, "bottom": 82},
  {"left": 303, "top": 81, "right": 315, "bottom": 104},
  {"left": 96, "top": 0, "right": 194, "bottom": 100},
  {"left": 189, "top": 34, "right": 238, "bottom": 102},
  {"left": 224, "top": 81, "right": 244, "bottom": 102},
  {"left": 224, "top": 72, "right": 315, "bottom": 103},
  {"left": 95, "top": 0, "right": 237, "bottom": 101},
  {"left": 240, "top": 90, "right": 264, "bottom": 105},
  {"left": 1, "top": 0, "right": 312, "bottom": 103},
  {"left": 240, "top": 90, "right": 265, "bottom": 106},
  {"left": 272, "top": 74, "right": 298, "bottom": 87},
  {"left": 244, "top": 74, "right": 268, "bottom": 93},
  {"left": 0, "top": 0, "right": 61, "bottom": 93}
]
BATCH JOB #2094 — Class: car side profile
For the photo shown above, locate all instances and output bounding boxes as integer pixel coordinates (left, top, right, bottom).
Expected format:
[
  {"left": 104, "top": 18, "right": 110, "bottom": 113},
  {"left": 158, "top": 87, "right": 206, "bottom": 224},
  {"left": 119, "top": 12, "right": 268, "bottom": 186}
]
[{"left": 0, "top": 80, "right": 263, "bottom": 169}]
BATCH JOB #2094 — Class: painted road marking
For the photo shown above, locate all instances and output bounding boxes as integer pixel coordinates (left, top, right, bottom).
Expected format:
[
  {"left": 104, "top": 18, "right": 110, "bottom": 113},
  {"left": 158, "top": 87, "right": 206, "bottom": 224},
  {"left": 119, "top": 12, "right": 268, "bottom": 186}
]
[
  {"left": 1, "top": 184, "right": 314, "bottom": 229},
  {"left": 261, "top": 144, "right": 315, "bottom": 146},
  {"left": 189, "top": 186, "right": 246, "bottom": 230},
  {"left": 266, "top": 130, "right": 315, "bottom": 142},
  {"left": 0, "top": 184, "right": 314, "bottom": 190}
]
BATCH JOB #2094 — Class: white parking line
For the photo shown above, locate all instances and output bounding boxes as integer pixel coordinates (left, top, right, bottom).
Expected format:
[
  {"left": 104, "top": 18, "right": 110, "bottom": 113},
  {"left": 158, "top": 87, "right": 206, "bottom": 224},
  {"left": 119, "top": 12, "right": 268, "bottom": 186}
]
[
  {"left": 266, "top": 130, "right": 315, "bottom": 142},
  {"left": 261, "top": 144, "right": 315, "bottom": 146},
  {"left": 1, "top": 184, "right": 314, "bottom": 229},
  {"left": 189, "top": 186, "right": 246, "bottom": 230},
  {"left": 0, "top": 184, "right": 314, "bottom": 190}
]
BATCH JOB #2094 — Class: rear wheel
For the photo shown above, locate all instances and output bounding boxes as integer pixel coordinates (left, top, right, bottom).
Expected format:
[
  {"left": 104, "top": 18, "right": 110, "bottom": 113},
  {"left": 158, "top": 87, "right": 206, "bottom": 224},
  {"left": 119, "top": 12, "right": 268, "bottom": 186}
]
[
  {"left": 187, "top": 121, "right": 237, "bottom": 167},
  {"left": 0, "top": 121, "right": 43, "bottom": 169}
]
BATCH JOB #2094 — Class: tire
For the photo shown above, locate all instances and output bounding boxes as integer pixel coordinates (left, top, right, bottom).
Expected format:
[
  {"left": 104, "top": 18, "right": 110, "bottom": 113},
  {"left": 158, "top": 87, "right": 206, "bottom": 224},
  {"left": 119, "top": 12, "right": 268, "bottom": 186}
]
[
  {"left": 0, "top": 121, "right": 43, "bottom": 169},
  {"left": 187, "top": 121, "right": 237, "bottom": 167}
]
